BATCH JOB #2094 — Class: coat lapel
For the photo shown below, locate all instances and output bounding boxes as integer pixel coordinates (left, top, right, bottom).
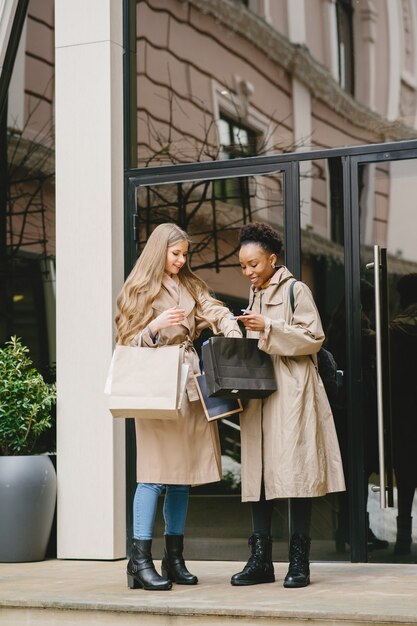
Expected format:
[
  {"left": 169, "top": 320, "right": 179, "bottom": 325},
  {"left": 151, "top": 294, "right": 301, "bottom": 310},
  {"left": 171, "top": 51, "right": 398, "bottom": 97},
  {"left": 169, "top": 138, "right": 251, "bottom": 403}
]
[
  {"left": 153, "top": 288, "right": 177, "bottom": 312},
  {"left": 152, "top": 284, "right": 195, "bottom": 333}
]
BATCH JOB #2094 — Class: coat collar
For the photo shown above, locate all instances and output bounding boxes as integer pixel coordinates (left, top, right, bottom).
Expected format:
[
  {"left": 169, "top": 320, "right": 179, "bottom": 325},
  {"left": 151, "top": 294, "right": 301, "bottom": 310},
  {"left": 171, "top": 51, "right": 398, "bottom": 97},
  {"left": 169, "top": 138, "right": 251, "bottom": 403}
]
[{"left": 249, "top": 266, "right": 294, "bottom": 300}]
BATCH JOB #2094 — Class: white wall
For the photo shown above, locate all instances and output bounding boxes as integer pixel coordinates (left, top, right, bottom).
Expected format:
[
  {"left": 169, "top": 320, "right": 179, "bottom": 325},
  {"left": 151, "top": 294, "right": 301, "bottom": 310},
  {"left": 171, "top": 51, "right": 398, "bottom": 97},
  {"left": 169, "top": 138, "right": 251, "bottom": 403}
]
[{"left": 55, "top": 0, "right": 125, "bottom": 559}]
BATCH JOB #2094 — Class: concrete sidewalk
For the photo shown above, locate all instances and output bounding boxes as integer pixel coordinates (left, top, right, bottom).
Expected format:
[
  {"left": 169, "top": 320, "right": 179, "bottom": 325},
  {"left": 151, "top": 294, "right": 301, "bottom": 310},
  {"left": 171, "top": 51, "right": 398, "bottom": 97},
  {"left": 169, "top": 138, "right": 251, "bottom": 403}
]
[{"left": 0, "top": 559, "right": 416, "bottom": 625}]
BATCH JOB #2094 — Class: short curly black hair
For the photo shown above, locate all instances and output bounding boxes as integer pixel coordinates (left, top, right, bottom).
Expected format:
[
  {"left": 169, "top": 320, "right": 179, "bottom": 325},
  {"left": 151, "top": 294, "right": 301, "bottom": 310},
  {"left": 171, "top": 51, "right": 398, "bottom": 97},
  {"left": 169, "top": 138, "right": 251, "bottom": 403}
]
[{"left": 239, "top": 222, "right": 283, "bottom": 255}]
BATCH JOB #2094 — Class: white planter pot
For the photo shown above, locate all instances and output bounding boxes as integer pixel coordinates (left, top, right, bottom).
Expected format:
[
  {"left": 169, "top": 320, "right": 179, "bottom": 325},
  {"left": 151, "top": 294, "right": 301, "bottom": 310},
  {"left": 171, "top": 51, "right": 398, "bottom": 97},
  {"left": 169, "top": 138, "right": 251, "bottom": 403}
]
[{"left": 0, "top": 455, "right": 57, "bottom": 562}]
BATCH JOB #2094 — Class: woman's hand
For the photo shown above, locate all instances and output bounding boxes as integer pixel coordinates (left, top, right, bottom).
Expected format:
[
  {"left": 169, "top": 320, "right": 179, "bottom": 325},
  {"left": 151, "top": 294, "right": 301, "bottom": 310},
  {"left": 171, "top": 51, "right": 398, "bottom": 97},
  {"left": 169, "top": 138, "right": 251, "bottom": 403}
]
[
  {"left": 148, "top": 307, "right": 186, "bottom": 335},
  {"left": 235, "top": 312, "right": 266, "bottom": 332}
]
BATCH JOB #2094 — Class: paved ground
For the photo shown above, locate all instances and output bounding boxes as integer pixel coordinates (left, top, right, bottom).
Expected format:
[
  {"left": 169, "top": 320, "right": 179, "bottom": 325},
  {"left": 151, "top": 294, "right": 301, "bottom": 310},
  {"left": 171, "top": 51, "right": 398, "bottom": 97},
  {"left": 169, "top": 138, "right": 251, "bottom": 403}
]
[{"left": 0, "top": 559, "right": 417, "bottom": 625}]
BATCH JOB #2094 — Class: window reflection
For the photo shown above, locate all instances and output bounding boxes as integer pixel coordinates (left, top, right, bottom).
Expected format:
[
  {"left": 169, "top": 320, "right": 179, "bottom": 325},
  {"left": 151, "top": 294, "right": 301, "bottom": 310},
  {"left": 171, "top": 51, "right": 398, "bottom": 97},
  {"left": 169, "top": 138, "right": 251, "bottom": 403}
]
[
  {"left": 136, "top": 174, "right": 284, "bottom": 273},
  {"left": 134, "top": 0, "right": 417, "bottom": 168}
]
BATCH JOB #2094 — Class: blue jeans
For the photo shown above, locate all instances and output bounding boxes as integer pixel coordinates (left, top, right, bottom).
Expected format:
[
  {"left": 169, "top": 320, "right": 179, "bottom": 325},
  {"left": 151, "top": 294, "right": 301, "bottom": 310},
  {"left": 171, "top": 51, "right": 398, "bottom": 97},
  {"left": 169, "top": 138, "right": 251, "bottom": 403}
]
[{"left": 133, "top": 483, "right": 190, "bottom": 540}]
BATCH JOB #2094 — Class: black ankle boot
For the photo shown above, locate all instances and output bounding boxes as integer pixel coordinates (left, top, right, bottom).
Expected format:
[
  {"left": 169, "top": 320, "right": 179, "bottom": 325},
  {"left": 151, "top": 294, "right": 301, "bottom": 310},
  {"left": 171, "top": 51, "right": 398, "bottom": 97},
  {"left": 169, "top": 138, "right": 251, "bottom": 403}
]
[
  {"left": 283, "top": 533, "right": 310, "bottom": 588},
  {"left": 394, "top": 516, "right": 413, "bottom": 555},
  {"left": 127, "top": 539, "right": 172, "bottom": 590},
  {"left": 160, "top": 534, "right": 198, "bottom": 585},
  {"left": 367, "top": 513, "right": 388, "bottom": 551},
  {"left": 231, "top": 534, "right": 275, "bottom": 586}
]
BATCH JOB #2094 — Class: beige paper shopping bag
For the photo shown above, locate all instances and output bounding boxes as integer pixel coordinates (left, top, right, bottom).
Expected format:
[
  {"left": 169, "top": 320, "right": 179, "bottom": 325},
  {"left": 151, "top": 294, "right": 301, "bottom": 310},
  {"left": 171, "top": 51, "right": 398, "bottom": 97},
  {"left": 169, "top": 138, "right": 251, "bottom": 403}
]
[{"left": 105, "top": 344, "right": 189, "bottom": 419}]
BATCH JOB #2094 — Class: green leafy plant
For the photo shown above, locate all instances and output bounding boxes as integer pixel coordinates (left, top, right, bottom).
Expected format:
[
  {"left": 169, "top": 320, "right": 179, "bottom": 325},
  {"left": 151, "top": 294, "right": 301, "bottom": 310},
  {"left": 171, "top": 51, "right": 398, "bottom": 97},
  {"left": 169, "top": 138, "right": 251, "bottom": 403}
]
[{"left": 0, "top": 336, "right": 56, "bottom": 455}]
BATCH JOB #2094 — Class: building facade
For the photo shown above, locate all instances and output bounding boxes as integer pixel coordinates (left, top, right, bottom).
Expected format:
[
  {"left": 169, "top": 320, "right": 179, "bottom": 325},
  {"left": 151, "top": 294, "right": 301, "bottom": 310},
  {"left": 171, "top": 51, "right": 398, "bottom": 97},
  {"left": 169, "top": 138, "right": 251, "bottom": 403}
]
[{"left": 2, "top": 0, "right": 417, "bottom": 562}]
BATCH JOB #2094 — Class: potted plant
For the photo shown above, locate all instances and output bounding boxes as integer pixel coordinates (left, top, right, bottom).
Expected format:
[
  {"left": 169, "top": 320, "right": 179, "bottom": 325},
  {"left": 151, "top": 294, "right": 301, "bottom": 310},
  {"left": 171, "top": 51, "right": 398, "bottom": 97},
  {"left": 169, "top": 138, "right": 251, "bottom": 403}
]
[{"left": 0, "top": 336, "right": 57, "bottom": 562}]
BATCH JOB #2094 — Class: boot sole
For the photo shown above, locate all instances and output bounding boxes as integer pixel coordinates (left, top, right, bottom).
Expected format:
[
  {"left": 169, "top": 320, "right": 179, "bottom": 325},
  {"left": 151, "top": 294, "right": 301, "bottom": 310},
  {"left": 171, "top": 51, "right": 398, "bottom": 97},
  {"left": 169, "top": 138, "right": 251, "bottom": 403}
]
[
  {"left": 161, "top": 566, "right": 198, "bottom": 585},
  {"left": 283, "top": 578, "right": 310, "bottom": 588},
  {"left": 127, "top": 573, "right": 172, "bottom": 591},
  {"left": 231, "top": 575, "right": 275, "bottom": 586},
  {"left": 162, "top": 571, "right": 198, "bottom": 585},
  {"left": 170, "top": 579, "right": 198, "bottom": 585}
]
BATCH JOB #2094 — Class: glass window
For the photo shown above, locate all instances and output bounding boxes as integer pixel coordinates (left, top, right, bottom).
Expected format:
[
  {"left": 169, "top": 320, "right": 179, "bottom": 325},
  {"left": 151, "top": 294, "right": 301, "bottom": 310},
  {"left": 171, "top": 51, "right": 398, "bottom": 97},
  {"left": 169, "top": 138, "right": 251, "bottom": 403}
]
[
  {"left": 214, "top": 116, "right": 259, "bottom": 204},
  {"left": 219, "top": 115, "right": 258, "bottom": 159},
  {"left": 135, "top": 0, "right": 293, "bottom": 167}
]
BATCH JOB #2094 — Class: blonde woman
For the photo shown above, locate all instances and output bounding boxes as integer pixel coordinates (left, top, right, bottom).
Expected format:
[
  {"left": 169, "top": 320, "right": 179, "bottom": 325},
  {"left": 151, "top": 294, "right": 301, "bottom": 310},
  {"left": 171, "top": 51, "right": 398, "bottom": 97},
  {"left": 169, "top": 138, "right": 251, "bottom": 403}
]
[{"left": 115, "top": 223, "right": 241, "bottom": 591}]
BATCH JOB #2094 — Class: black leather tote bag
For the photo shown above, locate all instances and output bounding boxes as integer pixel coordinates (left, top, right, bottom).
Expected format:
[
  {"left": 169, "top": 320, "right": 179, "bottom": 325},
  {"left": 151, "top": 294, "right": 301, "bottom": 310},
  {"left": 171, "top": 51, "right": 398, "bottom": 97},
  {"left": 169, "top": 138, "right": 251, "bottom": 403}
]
[{"left": 202, "top": 337, "right": 277, "bottom": 399}]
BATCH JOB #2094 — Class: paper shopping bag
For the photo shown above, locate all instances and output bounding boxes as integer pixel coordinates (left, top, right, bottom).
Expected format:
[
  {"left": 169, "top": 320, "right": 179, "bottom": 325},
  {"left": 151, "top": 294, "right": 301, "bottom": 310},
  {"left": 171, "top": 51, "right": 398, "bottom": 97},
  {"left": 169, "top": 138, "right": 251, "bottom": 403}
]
[
  {"left": 202, "top": 337, "right": 277, "bottom": 399},
  {"left": 105, "top": 344, "right": 189, "bottom": 419},
  {"left": 194, "top": 373, "right": 243, "bottom": 421}
]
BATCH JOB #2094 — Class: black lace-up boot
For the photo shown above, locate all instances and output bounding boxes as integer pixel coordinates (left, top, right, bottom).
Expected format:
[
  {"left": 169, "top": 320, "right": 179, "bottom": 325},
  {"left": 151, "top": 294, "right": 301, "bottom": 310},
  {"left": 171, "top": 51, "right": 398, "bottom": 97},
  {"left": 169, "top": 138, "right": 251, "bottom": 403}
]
[
  {"left": 283, "top": 533, "right": 311, "bottom": 588},
  {"left": 231, "top": 534, "right": 275, "bottom": 586},
  {"left": 127, "top": 539, "right": 172, "bottom": 590},
  {"left": 161, "top": 534, "right": 198, "bottom": 585}
]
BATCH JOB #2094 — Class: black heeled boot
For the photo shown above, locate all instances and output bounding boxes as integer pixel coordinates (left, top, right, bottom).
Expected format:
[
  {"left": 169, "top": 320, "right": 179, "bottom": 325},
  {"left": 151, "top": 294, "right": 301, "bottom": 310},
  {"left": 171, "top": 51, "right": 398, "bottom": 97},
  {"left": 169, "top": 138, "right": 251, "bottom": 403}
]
[
  {"left": 127, "top": 539, "right": 172, "bottom": 590},
  {"left": 231, "top": 534, "right": 275, "bottom": 586},
  {"left": 283, "top": 533, "right": 310, "bottom": 588},
  {"left": 160, "top": 534, "right": 198, "bottom": 585}
]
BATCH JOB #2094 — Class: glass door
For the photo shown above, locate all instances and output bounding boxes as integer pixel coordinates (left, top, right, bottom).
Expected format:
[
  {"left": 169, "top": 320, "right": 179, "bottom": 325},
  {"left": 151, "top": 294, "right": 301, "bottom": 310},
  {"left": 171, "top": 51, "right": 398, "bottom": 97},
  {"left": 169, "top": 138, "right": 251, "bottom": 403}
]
[
  {"left": 353, "top": 155, "right": 417, "bottom": 563},
  {"left": 298, "top": 148, "right": 417, "bottom": 563}
]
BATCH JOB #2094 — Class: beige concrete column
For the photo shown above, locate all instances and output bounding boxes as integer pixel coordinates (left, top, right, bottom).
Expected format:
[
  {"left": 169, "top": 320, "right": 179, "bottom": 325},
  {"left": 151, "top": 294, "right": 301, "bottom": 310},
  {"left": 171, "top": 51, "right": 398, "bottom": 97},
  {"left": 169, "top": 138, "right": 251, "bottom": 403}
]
[{"left": 55, "top": 0, "right": 125, "bottom": 559}]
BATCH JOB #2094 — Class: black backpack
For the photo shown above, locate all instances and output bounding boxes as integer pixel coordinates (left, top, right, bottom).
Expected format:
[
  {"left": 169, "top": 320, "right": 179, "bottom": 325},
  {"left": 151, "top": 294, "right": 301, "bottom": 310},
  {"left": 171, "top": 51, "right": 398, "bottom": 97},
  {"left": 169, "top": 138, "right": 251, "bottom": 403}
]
[{"left": 289, "top": 280, "right": 339, "bottom": 405}]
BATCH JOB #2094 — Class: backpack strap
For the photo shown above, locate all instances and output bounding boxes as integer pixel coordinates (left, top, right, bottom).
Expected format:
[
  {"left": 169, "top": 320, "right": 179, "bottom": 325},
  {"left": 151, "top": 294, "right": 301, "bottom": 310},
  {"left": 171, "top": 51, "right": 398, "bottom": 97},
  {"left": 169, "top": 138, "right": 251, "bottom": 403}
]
[
  {"left": 289, "top": 279, "right": 320, "bottom": 371},
  {"left": 289, "top": 279, "right": 297, "bottom": 314}
]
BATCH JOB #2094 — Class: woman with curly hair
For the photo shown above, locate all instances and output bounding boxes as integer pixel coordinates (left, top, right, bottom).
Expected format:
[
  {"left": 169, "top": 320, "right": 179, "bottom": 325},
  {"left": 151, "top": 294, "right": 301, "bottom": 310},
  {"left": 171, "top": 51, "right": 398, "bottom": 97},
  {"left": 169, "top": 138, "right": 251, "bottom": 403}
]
[
  {"left": 231, "top": 222, "right": 345, "bottom": 588},
  {"left": 115, "top": 222, "right": 241, "bottom": 591}
]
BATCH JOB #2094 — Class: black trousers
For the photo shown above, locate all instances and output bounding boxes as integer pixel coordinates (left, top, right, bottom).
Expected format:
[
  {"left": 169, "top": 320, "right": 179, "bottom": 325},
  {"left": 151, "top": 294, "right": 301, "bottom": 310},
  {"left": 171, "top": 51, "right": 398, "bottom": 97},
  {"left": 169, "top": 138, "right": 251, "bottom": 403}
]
[{"left": 251, "top": 486, "right": 312, "bottom": 537}]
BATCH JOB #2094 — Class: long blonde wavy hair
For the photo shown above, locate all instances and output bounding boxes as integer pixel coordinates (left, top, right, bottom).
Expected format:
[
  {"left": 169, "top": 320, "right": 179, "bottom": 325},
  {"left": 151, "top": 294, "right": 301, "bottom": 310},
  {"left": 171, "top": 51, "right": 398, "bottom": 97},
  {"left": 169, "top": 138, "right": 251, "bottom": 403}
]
[{"left": 115, "top": 223, "right": 223, "bottom": 345}]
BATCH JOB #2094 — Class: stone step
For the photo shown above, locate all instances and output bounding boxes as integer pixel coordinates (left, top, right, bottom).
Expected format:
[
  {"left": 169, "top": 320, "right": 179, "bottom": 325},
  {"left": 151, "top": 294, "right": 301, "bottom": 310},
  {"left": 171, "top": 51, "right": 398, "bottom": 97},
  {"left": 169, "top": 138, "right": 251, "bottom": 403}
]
[{"left": 1, "top": 559, "right": 417, "bottom": 626}]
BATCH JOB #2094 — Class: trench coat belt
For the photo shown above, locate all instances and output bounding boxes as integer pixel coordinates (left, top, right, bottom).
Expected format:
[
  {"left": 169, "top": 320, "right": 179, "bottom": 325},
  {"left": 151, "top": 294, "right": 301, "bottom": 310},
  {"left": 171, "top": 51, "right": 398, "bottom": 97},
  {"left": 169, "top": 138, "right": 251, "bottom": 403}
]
[{"left": 180, "top": 337, "right": 201, "bottom": 402}]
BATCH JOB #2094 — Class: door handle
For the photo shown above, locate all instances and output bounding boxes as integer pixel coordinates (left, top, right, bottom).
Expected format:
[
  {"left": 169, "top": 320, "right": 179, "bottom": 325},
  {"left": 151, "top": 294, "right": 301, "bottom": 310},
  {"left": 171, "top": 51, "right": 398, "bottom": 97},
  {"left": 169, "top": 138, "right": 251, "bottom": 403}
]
[{"left": 368, "top": 245, "right": 394, "bottom": 508}]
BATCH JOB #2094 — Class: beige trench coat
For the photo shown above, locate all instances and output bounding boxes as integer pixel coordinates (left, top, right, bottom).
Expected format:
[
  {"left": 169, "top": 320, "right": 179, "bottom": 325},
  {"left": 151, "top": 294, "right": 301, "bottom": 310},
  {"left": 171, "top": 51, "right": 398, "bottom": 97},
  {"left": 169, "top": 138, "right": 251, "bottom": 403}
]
[
  {"left": 240, "top": 267, "right": 346, "bottom": 501},
  {"left": 132, "top": 283, "right": 241, "bottom": 485}
]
